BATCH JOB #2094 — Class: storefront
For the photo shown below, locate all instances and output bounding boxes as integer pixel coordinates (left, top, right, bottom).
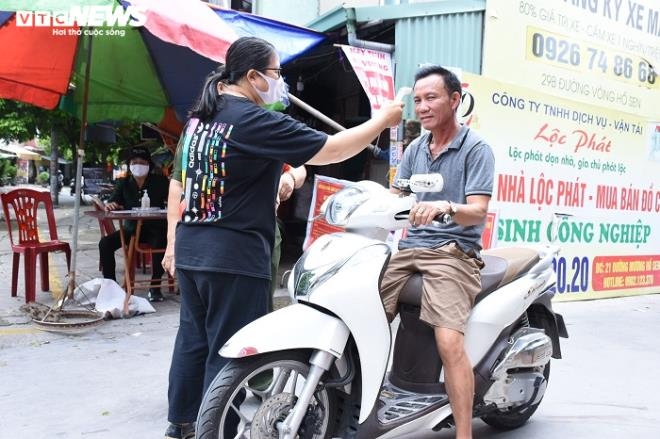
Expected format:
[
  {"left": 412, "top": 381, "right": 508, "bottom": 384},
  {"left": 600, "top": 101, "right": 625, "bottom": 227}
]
[{"left": 285, "top": 0, "right": 660, "bottom": 301}]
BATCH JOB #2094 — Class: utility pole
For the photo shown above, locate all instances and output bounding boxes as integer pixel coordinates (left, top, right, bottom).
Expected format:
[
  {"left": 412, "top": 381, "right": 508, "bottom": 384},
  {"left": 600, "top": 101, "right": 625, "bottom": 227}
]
[{"left": 49, "top": 127, "right": 60, "bottom": 206}]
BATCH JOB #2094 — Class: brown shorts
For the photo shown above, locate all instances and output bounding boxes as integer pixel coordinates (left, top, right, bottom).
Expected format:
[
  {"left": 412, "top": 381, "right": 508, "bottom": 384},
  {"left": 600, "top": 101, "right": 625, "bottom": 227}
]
[{"left": 380, "top": 242, "right": 484, "bottom": 333}]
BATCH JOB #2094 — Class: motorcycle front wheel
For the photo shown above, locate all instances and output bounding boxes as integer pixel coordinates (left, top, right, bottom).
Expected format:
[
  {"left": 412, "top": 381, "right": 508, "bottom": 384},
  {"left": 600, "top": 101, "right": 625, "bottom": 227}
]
[{"left": 196, "top": 350, "right": 337, "bottom": 439}]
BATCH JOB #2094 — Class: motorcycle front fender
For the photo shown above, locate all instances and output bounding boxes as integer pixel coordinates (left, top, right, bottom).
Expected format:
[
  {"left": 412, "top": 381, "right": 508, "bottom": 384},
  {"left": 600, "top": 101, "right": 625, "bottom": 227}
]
[{"left": 220, "top": 303, "right": 350, "bottom": 360}]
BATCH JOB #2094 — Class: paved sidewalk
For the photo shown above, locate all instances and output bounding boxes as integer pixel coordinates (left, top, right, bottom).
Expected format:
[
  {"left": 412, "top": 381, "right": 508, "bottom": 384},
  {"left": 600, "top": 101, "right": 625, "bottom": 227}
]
[
  {"left": 0, "top": 185, "right": 291, "bottom": 438},
  {"left": 3, "top": 185, "right": 660, "bottom": 439}
]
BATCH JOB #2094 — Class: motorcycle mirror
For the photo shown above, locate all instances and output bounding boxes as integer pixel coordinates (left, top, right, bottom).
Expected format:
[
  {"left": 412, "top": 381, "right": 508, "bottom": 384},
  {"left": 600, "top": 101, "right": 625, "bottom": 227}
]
[
  {"left": 394, "top": 178, "right": 412, "bottom": 193},
  {"left": 397, "top": 174, "right": 444, "bottom": 193}
]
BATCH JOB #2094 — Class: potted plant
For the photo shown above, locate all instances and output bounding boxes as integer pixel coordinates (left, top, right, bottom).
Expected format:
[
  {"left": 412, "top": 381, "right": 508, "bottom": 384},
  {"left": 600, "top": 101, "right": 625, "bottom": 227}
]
[{"left": 37, "top": 170, "right": 50, "bottom": 187}]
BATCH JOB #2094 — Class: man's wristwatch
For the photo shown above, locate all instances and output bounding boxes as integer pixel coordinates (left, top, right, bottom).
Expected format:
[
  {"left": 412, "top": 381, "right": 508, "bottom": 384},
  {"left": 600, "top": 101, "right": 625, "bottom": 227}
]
[{"left": 448, "top": 201, "right": 458, "bottom": 217}]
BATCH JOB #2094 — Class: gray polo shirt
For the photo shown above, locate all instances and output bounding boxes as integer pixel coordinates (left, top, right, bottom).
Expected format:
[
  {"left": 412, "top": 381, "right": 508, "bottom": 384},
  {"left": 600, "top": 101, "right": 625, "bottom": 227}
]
[{"left": 394, "top": 125, "right": 495, "bottom": 253}]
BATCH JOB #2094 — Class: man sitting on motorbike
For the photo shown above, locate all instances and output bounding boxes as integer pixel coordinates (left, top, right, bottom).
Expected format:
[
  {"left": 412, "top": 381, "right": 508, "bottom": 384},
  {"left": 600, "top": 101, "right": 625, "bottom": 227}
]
[{"left": 380, "top": 65, "right": 495, "bottom": 439}]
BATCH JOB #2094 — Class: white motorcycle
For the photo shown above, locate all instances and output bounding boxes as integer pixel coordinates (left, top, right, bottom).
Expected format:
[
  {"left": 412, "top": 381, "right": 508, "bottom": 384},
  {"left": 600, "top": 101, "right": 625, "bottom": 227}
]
[{"left": 196, "top": 176, "right": 569, "bottom": 439}]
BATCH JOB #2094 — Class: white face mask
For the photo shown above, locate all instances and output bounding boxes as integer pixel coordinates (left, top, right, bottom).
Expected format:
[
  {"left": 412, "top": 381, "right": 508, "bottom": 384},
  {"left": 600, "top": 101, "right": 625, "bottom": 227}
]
[
  {"left": 130, "top": 164, "right": 149, "bottom": 177},
  {"left": 254, "top": 71, "right": 289, "bottom": 108}
]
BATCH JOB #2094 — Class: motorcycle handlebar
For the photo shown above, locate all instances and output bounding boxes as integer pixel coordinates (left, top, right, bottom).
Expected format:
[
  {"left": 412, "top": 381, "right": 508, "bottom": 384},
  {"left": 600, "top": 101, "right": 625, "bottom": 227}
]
[
  {"left": 431, "top": 214, "right": 452, "bottom": 227},
  {"left": 396, "top": 211, "right": 452, "bottom": 227}
]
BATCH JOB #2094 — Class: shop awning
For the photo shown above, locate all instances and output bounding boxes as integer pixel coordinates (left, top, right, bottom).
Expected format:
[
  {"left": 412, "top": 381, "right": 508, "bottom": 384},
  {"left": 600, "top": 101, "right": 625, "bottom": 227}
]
[
  {"left": 39, "top": 155, "right": 71, "bottom": 164},
  {"left": 0, "top": 142, "right": 43, "bottom": 160}
]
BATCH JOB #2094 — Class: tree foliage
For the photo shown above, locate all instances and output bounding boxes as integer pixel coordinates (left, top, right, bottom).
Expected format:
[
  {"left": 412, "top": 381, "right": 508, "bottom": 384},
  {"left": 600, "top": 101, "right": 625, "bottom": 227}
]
[
  {"left": 0, "top": 99, "right": 58, "bottom": 141},
  {"left": 0, "top": 158, "right": 17, "bottom": 183},
  {"left": 0, "top": 99, "right": 147, "bottom": 165}
]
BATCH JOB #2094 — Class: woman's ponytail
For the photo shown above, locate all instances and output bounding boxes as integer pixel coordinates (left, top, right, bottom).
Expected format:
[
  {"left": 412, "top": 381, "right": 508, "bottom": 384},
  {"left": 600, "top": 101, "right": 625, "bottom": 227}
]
[
  {"left": 189, "top": 67, "right": 226, "bottom": 121},
  {"left": 188, "top": 37, "right": 277, "bottom": 120}
]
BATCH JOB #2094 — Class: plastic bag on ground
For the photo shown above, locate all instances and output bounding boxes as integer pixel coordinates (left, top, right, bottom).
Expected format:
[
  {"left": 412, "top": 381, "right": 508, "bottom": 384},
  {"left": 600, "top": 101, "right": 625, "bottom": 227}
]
[{"left": 72, "top": 278, "right": 156, "bottom": 318}]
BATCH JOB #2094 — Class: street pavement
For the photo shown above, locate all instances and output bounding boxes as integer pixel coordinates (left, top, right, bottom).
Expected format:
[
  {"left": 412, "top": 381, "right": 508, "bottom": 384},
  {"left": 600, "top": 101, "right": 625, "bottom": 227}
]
[
  {"left": 0, "top": 186, "right": 183, "bottom": 438},
  {"left": 429, "top": 293, "right": 660, "bottom": 439},
  {"left": 0, "top": 185, "right": 294, "bottom": 439},
  {"left": 1, "top": 185, "right": 659, "bottom": 438}
]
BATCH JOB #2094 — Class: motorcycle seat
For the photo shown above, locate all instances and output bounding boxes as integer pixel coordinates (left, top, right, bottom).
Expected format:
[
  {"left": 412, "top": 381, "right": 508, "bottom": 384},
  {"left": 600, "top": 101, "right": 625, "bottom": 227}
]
[{"left": 398, "top": 247, "right": 539, "bottom": 307}]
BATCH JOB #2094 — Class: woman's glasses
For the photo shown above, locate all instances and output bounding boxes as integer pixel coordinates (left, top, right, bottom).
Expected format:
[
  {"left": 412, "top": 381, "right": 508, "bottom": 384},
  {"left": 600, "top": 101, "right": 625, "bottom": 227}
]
[{"left": 262, "top": 68, "right": 282, "bottom": 78}]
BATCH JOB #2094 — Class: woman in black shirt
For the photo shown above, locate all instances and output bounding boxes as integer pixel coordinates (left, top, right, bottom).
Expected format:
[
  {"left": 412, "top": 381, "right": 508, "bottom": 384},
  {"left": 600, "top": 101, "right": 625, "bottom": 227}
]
[{"left": 161, "top": 36, "right": 403, "bottom": 439}]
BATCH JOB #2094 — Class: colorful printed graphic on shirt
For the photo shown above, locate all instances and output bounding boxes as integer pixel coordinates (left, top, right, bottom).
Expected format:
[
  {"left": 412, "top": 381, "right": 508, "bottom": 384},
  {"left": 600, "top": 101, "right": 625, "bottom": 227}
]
[{"left": 179, "top": 118, "right": 232, "bottom": 223}]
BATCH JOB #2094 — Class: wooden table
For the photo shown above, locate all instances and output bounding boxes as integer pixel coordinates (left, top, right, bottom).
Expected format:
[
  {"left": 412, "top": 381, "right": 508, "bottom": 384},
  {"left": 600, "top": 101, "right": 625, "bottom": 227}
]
[{"left": 85, "top": 208, "right": 169, "bottom": 295}]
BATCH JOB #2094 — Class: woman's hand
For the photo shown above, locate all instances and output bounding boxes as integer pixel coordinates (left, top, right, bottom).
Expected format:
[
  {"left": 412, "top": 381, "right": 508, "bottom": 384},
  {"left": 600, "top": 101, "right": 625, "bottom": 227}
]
[
  {"left": 105, "top": 201, "right": 121, "bottom": 211},
  {"left": 164, "top": 179, "right": 183, "bottom": 277},
  {"left": 379, "top": 99, "right": 405, "bottom": 128},
  {"left": 162, "top": 243, "right": 176, "bottom": 276}
]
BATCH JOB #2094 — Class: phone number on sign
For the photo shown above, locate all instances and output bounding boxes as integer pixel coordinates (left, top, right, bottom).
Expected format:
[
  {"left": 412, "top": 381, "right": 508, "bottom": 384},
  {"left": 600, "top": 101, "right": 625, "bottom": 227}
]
[{"left": 526, "top": 27, "right": 657, "bottom": 88}]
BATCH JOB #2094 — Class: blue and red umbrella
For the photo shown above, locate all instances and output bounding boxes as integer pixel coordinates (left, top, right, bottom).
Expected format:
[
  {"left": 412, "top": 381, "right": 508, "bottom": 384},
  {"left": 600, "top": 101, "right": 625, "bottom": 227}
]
[
  {"left": 0, "top": 0, "right": 326, "bottom": 123},
  {"left": 0, "top": 0, "right": 326, "bottom": 292}
]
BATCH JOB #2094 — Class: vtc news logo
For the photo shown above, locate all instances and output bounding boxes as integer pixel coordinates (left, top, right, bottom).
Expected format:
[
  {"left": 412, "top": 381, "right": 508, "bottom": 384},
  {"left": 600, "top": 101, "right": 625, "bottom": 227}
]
[{"left": 15, "top": 4, "right": 147, "bottom": 27}]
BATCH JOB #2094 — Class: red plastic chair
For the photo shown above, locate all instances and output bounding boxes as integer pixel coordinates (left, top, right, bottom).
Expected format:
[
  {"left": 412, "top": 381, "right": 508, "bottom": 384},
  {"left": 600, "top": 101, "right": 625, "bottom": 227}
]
[
  {"left": 91, "top": 197, "right": 116, "bottom": 237},
  {"left": 1, "top": 188, "right": 71, "bottom": 303}
]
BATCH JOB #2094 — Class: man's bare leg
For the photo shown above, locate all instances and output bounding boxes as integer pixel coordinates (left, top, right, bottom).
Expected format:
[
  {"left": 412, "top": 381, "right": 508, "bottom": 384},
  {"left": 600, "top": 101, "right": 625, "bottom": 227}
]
[{"left": 435, "top": 327, "right": 473, "bottom": 439}]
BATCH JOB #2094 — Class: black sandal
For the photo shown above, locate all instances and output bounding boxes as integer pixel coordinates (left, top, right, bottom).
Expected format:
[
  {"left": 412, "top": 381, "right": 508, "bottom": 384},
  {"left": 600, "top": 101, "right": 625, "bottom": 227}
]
[{"left": 148, "top": 289, "right": 164, "bottom": 302}]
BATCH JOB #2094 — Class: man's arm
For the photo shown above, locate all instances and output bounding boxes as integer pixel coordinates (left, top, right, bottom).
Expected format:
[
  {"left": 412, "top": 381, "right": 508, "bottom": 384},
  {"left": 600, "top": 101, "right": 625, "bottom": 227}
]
[
  {"left": 443, "top": 194, "right": 490, "bottom": 226},
  {"left": 410, "top": 195, "right": 491, "bottom": 228}
]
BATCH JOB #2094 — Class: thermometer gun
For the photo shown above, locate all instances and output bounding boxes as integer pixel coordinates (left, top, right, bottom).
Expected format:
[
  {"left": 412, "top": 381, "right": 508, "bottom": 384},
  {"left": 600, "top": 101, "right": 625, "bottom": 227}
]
[{"left": 395, "top": 87, "right": 412, "bottom": 101}]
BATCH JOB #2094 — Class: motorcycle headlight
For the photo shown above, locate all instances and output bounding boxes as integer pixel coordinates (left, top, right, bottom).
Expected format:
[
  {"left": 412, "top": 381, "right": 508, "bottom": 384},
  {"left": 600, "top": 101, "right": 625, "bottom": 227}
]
[
  {"left": 325, "top": 185, "right": 370, "bottom": 226},
  {"left": 292, "top": 252, "right": 343, "bottom": 298},
  {"left": 293, "top": 265, "right": 338, "bottom": 298}
]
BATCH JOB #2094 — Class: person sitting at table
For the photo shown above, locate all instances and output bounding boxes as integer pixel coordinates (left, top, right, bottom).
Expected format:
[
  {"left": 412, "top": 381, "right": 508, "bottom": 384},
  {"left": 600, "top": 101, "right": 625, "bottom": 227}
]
[{"left": 99, "top": 146, "right": 169, "bottom": 302}]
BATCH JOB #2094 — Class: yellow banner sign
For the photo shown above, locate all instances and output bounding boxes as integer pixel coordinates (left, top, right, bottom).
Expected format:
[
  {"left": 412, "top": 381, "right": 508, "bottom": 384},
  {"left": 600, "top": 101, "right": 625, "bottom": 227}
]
[
  {"left": 461, "top": 71, "right": 660, "bottom": 301},
  {"left": 484, "top": 0, "right": 660, "bottom": 118}
]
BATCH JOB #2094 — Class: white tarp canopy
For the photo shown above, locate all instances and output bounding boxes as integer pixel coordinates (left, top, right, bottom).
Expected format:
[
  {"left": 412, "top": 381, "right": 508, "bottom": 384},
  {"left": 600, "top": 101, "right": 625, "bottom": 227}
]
[{"left": 0, "top": 140, "right": 42, "bottom": 160}]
